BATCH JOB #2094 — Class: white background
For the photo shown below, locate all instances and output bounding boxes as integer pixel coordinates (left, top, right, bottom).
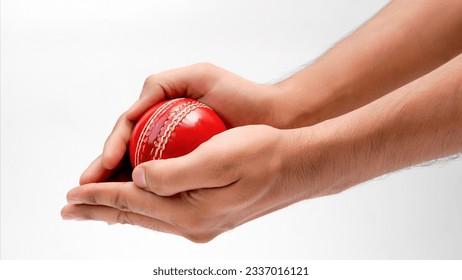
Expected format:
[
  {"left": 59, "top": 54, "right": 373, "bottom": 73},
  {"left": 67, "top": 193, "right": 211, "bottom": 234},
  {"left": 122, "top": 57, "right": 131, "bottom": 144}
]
[{"left": 2, "top": 0, "right": 462, "bottom": 259}]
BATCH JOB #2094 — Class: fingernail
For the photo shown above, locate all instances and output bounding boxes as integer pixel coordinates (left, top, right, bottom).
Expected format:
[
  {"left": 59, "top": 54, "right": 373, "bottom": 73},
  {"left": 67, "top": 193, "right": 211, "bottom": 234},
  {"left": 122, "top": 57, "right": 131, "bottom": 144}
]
[{"left": 132, "top": 167, "right": 147, "bottom": 189}]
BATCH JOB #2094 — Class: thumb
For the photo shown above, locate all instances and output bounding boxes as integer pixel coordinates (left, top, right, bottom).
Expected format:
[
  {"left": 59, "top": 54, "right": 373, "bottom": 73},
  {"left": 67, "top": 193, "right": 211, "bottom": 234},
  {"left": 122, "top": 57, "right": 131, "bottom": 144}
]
[{"left": 132, "top": 139, "right": 240, "bottom": 196}]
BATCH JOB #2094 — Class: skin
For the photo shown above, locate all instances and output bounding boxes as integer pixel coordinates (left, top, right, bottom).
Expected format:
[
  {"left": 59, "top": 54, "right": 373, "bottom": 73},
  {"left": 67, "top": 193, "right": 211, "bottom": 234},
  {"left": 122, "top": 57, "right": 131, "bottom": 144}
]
[{"left": 62, "top": 0, "right": 462, "bottom": 242}]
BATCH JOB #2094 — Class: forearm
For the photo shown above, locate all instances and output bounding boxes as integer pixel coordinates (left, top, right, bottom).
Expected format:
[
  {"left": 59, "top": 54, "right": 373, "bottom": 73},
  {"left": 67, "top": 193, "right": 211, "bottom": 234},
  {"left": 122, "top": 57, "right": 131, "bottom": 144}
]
[
  {"left": 287, "top": 54, "right": 462, "bottom": 199},
  {"left": 276, "top": 0, "right": 462, "bottom": 128}
]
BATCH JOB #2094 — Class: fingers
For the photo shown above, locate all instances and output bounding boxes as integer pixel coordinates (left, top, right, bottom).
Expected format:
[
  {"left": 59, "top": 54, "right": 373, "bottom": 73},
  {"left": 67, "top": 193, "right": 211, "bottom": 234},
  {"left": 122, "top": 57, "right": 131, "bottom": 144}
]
[
  {"left": 80, "top": 155, "right": 113, "bottom": 185},
  {"left": 99, "top": 63, "right": 222, "bottom": 175},
  {"left": 102, "top": 113, "right": 134, "bottom": 170},
  {"left": 126, "top": 83, "right": 166, "bottom": 122},
  {"left": 132, "top": 135, "right": 241, "bottom": 196},
  {"left": 62, "top": 182, "right": 223, "bottom": 242},
  {"left": 81, "top": 113, "right": 134, "bottom": 185},
  {"left": 65, "top": 125, "right": 286, "bottom": 242},
  {"left": 126, "top": 63, "right": 223, "bottom": 121},
  {"left": 130, "top": 125, "right": 283, "bottom": 197},
  {"left": 66, "top": 182, "right": 184, "bottom": 222},
  {"left": 61, "top": 204, "right": 180, "bottom": 236},
  {"left": 80, "top": 152, "right": 132, "bottom": 185},
  {"left": 88, "top": 63, "right": 226, "bottom": 183}
]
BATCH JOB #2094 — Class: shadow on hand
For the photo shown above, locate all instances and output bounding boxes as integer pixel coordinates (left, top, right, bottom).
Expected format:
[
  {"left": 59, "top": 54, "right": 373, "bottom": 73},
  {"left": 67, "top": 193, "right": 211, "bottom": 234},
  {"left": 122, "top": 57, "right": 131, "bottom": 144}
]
[{"left": 107, "top": 152, "right": 134, "bottom": 182}]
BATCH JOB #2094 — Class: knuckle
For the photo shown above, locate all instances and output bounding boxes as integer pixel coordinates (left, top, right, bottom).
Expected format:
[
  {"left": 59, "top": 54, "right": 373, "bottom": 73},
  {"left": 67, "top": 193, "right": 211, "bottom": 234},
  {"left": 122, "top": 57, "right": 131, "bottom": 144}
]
[
  {"left": 111, "top": 186, "right": 129, "bottom": 211},
  {"left": 196, "top": 61, "right": 213, "bottom": 68},
  {"left": 140, "top": 74, "right": 161, "bottom": 98},
  {"left": 116, "top": 211, "right": 133, "bottom": 225},
  {"left": 144, "top": 74, "right": 157, "bottom": 87},
  {"left": 83, "top": 184, "right": 99, "bottom": 205},
  {"left": 194, "top": 62, "right": 217, "bottom": 73}
]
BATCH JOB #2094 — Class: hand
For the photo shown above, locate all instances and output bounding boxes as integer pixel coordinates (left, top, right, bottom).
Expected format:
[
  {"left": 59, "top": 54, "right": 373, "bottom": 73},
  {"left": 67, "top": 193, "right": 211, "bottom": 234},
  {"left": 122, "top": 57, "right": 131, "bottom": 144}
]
[
  {"left": 64, "top": 0, "right": 462, "bottom": 245},
  {"left": 79, "top": 63, "right": 284, "bottom": 185},
  {"left": 79, "top": 0, "right": 462, "bottom": 186},
  {"left": 62, "top": 125, "right": 311, "bottom": 242}
]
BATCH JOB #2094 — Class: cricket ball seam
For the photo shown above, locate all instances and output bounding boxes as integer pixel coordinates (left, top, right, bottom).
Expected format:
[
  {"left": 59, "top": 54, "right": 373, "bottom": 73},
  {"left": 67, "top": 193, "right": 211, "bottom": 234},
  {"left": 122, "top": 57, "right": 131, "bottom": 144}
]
[
  {"left": 129, "top": 97, "right": 226, "bottom": 167},
  {"left": 135, "top": 98, "right": 213, "bottom": 163},
  {"left": 150, "top": 100, "right": 195, "bottom": 160},
  {"left": 135, "top": 101, "right": 172, "bottom": 166},
  {"left": 135, "top": 98, "right": 181, "bottom": 166},
  {"left": 157, "top": 102, "right": 209, "bottom": 159}
]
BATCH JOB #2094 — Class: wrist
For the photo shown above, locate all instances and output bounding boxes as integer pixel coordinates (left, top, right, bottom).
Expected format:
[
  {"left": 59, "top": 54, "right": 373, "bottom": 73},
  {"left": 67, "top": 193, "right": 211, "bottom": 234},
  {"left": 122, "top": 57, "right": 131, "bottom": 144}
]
[
  {"left": 274, "top": 64, "right": 352, "bottom": 129},
  {"left": 279, "top": 124, "right": 344, "bottom": 200},
  {"left": 282, "top": 57, "right": 462, "bottom": 200},
  {"left": 280, "top": 117, "right": 374, "bottom": 200}
]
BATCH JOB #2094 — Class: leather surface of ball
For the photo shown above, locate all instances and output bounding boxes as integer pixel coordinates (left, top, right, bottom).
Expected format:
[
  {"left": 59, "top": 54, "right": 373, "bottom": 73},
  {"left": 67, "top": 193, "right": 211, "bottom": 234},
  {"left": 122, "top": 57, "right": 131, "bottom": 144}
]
[{"left": 129, "top": 98, "right": 227, "bottom": 167}]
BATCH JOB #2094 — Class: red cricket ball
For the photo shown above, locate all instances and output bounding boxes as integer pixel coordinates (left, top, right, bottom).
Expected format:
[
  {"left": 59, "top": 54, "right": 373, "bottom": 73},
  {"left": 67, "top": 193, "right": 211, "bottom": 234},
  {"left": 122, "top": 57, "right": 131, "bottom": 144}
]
[{"left": 129, "top": 98, "right": 227, "bottom": 167}]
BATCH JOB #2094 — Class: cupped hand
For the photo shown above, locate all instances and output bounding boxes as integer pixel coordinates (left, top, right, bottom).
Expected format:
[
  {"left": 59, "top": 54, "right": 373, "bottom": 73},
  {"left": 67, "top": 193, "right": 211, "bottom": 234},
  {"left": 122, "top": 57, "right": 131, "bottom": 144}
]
[
  {"left": 80, "top": 63, "right": 283, "bottom": 185},
  {"left": 63, "top": 125, "right": 308, "bottom": 242}
]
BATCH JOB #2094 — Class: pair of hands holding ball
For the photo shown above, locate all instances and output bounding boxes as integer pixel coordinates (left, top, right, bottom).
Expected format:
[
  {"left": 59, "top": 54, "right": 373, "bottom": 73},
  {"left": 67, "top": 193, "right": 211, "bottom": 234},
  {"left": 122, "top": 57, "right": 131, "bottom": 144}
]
[
  {"left": 62, "top": 63, "right": 322, "bottom": 242},
  {"left": 61, "top": 1, "right": 462, "bottom": 242}
]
